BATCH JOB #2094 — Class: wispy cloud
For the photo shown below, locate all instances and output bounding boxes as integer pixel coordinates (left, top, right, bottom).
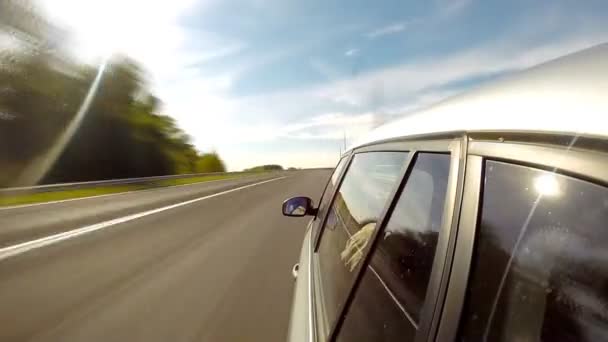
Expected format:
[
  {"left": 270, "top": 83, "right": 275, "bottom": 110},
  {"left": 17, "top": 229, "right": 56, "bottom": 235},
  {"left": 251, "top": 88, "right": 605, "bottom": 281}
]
[
  {"left": 318, "top": 30, "right": 608, "bottom": 112},
  {"left": 345, "top": 48, "right": 359, "bottom": 57},
  {"left": 201, "top": 28, "right": 608, "bottom": 154},
  {"left": 365, "top": 22, "right": 409, "bottom": 39},
  {"left": 310, "top": 59, "right": 343, "bottom": 82},
  {"left": 89, "top": 0, "right": 607, "bottom": 170},
  {"left": 183, "top": 43, "right": 246, "bottom": 68},
  {"left": 364, "top": 0, "right": 470, "bottom": 41},
  {"left": 224, "top": 149, "right": 340, "bottom": 171},
  {"left": 437, "top": 0, "right": 473, "bottom": 18},
  {"left": 284, "top": 112, "right": 375, "bottom": 139}
]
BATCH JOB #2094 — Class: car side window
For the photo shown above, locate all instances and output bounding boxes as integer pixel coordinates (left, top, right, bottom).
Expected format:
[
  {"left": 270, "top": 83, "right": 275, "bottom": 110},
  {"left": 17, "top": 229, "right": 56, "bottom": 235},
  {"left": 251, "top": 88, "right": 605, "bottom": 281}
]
[
  {"left": 459, "top": 161, "right": 608, "bottom": 342},
  {"left": 316, "top": 152, "right": 409, "bottom": 334},
  {"left": 336, "top": 153, "right": 451, "bottom": 342},
  {"left": 316, "top": 157, "right": 349, "bottom": 223}
]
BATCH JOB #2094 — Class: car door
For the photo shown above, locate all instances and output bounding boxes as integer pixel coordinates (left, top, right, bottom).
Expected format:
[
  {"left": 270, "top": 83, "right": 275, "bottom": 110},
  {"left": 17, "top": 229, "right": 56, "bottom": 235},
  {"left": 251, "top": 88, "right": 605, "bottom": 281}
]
[
  {"left": 313, "top": 151, "right": 410, "bottom": 340},
  {"left": 311, "top": 138, "right": 463, "bottom": 342},
  {"left": 288, "top": 157, "right": 350, "bottom": 342},
  {"left": 436, "top": 135, "right": 608, "bottom": 342}
]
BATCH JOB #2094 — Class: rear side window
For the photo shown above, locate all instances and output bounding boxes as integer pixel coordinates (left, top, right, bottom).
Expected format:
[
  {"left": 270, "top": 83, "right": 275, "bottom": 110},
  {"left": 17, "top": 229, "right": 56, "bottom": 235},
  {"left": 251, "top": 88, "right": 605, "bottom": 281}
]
[
  {"left": 459, "top": 161, "right": 608, "bottom": 342},
  {"left": 337, "top": 153, "right": 451, "bottom": 341},
  {"left": 316, "top": 152, "right": 408, "bottom": 334}
]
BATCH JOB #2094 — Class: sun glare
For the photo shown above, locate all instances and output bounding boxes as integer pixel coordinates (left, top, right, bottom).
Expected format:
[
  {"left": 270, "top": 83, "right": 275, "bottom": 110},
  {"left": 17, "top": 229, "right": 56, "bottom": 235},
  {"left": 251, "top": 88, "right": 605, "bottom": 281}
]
[
  {"left": 40, "top": 0, "right": 125, "bottom": 58},
  {"left": 38, "top": 0, "right": 193, "bottom": 61},
  {"left": 534, "top": 174, "right": 561, "bottom": 197}
]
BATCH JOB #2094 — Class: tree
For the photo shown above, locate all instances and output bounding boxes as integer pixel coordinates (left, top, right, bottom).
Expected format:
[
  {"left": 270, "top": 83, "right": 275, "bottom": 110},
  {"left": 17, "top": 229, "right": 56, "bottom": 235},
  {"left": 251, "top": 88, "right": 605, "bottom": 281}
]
[
  {"left": 0, "top": 0, "right": 86, "bottom": 185},
  {"left": 196, "top": 153, "right": 226, "bottom": 173},
  {"left": 0, "top": 2, "right": 222, "bottom": 186},
  {"left": 245, "top": 164, "right": 284, "bottom": 172}
]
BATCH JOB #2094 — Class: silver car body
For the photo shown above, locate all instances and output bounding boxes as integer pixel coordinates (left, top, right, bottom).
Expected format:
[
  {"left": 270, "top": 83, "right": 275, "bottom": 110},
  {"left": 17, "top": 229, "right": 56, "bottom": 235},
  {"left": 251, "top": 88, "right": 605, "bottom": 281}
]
[{"left": 287, "top": 43, "right": 608, "bottom": 342}]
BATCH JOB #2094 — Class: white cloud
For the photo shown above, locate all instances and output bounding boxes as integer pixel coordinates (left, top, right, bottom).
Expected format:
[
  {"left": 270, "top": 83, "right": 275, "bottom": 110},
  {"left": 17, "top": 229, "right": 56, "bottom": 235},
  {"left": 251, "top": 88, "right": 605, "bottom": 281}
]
[
  {"left": 38, "top": 1, "right": 607, "bottom": 170},
  {"left": 436, "top": 0, "right": 472, "bottom": 18},
  {"left": 365, "top": 22, "right": 409, "bottom": 39},
  {"left": 224, "top": 149, "right": 340, "bottom": 171},
  {"left": 284, "top": 112, "right": 376, "bottom": 139},
  {"left": 193, "top": 28, "right": 608, "bottom": 155},
  {"left": 345, "top": 48, "right": 359, "bottom": 57},
  {"left": 178, "top": 43, "right": 246, "bottom": 69},
  {"left": 216, "top": 23, "right": 364, "bottom": 89},
  {"left": 183, "top": 8, "right": 605, "bottom": 169},
  {"left": 316, "top": 31, "right": 608, "bottom": 112},
  {"left": 363, "top": 0, "right": 471, "bottom": 42}
]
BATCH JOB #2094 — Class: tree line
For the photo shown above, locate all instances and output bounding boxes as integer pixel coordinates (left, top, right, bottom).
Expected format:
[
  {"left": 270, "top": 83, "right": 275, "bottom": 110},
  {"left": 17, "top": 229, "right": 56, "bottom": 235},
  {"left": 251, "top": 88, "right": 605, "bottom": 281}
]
[
  {"left": 0, "top": 1, "right": 225, "bottom": 187},
  {"left": 244, "top": 164, "right": 284, "bottom": 172}
]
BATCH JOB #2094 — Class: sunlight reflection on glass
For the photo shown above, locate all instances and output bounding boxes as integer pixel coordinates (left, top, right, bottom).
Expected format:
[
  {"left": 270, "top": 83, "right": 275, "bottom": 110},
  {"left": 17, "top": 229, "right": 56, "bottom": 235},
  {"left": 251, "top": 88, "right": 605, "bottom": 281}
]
[{"left": 534, "top": 174, "right": 560, "bottom": 197}]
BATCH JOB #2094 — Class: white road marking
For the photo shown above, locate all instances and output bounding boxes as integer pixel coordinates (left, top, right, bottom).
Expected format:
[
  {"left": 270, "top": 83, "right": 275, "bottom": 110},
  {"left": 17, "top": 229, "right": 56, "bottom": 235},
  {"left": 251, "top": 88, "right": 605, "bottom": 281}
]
[
  {"left": 0, "top": 177, "right": 287, "bottom": 261},
  {"left": 0, "top": 174, "right": 270, "bottom": 211}
]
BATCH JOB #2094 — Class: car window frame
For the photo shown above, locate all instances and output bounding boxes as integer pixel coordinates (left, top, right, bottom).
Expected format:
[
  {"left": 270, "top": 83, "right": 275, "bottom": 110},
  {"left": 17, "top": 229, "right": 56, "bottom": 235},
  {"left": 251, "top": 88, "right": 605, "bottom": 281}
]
[
  {"left": 312, "top": 156, "right": 353, "bottom": 245},
  {"left": 309, "top": 136, "right": 464, "bottom": 342},
  {"left": 436, "top": 134, "right": 608, "bottom": 342},
  {"left": 308, "top": 154, "right": 354, "bottom": 342},
  {"left": 312, "top": 149, "right": 413, "bottom": 339}
]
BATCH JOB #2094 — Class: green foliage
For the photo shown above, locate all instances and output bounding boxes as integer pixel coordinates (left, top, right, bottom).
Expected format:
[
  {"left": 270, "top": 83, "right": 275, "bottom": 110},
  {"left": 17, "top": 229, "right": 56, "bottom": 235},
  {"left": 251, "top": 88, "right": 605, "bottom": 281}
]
[
  {"left": 0, "top": 185, "right": 145, "bottom": 207},
  {"left": 196, "top": 153, "right": 227, "bottom": 173},
  {"left": 245, "top": 164, "right": 284, "bottom": 172},
  {"left": 0, "top": 172, "right": 256, "bottom": 206},
  {"left": 0, "top": 2, "right": 222, "bottom": 186}
]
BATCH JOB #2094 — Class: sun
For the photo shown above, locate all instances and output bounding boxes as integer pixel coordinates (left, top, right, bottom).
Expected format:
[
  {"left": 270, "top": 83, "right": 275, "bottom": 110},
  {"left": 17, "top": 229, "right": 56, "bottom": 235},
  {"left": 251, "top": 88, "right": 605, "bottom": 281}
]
[
  {"left": 37, "top": 0, "right": 195, "bottom": 61},
  {"left": 38, "top": 0, "right": 127, "bottom": 58}
]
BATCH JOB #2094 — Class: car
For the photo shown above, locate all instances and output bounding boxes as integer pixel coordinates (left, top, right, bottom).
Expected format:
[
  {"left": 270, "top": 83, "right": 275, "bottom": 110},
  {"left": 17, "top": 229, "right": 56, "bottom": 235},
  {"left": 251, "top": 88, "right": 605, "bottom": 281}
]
[{"left": 281, "top": 43, "right": 608, "bottom": 342}]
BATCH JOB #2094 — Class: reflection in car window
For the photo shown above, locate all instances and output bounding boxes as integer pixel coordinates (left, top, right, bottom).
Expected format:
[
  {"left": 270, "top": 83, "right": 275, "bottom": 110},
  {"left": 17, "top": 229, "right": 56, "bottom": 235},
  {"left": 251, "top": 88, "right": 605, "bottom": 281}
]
[
  {"left": 316, "top": 157, "right": 349, "bottom": 223},
  {"left": 460, "top": 161, "right": 608, "bottom": 342},
  {"left": 337, "top": 153, "right": 451, "bottom": 341},
  {"left": 316, "top": 152, "right": 408, "bottom": 334}
]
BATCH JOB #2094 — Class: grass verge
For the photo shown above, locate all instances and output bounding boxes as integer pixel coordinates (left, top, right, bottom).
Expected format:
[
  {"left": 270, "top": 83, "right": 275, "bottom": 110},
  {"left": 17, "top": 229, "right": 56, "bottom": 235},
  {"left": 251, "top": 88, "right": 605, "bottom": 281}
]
[
  {"left": 0, "top": 172, "right": 267, "bottom": 207},
  {"left": 154, "top": 172, "right": 258, "bottom": 187}
]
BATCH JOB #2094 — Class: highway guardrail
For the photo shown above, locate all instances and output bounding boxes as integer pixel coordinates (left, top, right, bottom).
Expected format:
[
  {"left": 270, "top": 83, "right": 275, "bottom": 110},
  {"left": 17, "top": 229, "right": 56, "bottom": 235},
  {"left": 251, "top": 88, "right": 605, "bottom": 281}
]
[{"left": 0, "top": 171, "right": 285, "bottom": 196}]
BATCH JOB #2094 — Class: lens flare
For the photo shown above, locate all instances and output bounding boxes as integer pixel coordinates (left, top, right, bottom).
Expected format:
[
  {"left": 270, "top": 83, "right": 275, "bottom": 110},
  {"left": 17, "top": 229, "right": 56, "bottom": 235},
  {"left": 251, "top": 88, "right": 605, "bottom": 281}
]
[
  {"left": 15, "top": 60, "right": 107, "bottom": 185},
  {"left": 534, "top": 174, "right": 560, "bottom": 197}
]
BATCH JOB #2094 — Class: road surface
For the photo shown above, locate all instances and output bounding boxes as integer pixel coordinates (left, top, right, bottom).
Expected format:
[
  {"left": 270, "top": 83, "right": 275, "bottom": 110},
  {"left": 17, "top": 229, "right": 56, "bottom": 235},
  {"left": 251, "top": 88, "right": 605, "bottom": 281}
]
[{"left": 0, "top": 170, "right": 330, "bottom": 342}]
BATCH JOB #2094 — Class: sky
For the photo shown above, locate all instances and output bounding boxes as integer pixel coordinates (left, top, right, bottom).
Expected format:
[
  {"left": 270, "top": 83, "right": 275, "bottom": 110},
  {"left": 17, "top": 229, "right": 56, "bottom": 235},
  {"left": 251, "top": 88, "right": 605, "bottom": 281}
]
[{"left": 39, "top": 0, "right": 608, "bottom": 170}]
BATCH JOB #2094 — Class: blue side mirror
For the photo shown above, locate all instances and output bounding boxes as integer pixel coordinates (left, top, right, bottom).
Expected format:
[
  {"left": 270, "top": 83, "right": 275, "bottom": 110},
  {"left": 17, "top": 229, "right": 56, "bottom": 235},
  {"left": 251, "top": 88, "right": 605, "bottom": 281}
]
[{"left": 282, "top": 196, "right": 316, "bottom": 217}]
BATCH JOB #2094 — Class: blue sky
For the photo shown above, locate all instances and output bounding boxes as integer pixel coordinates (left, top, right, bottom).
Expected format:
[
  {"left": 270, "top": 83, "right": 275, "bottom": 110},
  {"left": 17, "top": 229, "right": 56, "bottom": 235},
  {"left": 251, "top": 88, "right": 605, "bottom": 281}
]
[{"left": 42, "top": 0, "right": 608, "bottom": 170}]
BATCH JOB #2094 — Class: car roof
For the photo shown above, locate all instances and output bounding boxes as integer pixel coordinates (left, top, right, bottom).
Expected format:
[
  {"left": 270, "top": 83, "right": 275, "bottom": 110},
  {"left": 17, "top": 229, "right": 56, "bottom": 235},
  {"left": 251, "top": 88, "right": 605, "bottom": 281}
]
[{"left": 351, "top": 43, "right": 608, "bottom": 150}]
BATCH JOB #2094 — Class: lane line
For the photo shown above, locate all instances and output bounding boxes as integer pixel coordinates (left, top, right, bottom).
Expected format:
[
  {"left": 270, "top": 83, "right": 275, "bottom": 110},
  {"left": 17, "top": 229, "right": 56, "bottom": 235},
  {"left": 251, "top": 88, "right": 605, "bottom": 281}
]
[
  {"left": 0, "top": 174, "right": 276, "bottom": 211},
  {"left": 0, "top": 176, "right": 288, "bottom": 261}
]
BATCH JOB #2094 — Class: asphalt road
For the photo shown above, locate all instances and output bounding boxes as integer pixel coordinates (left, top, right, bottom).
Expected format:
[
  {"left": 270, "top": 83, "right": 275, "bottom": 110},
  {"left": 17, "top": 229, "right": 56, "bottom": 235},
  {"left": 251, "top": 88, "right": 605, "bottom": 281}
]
[{"left": 0, "top": 170, "right": 330, "bottom": 342}]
